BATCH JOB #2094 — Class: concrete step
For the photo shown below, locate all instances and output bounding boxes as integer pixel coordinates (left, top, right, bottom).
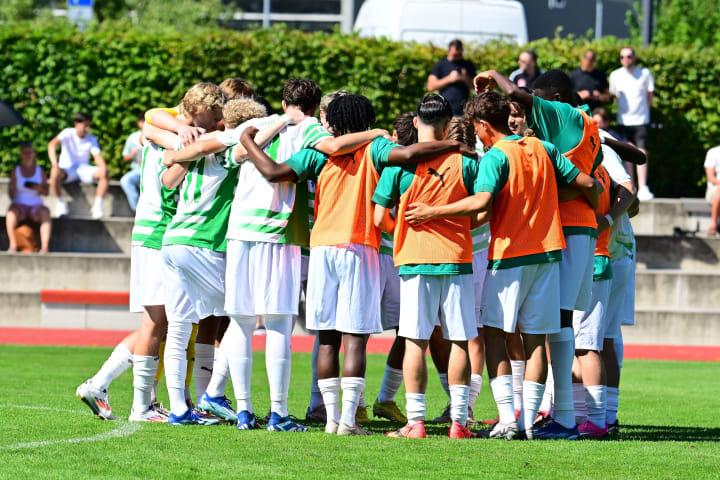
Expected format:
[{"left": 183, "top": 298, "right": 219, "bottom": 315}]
[
  {"left": 0, "top": 217, "right": 132, "bottom": 254},
  {"left": 631, "top": 197, "right": 711, "bottom": 235},
  {"left": 0, "top": 252, "right": 130, "bottom": 293},
  {"left": 636, "top": 235, "right": 720, "bottom": 271},
  {"left": 635, "top": 269, "right": 720, "bottom": 309},
  {"left": 0, "top": 178, "right": 133, "bottom": 218},
  {"left": 626, "top": 308, "right": 720, "bottom": 346}
]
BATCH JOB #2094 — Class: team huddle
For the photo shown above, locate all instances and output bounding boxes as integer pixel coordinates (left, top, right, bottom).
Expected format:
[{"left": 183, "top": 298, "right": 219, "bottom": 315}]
[{"left": 75, "top": 69, "right": 641, "bottom": 440}]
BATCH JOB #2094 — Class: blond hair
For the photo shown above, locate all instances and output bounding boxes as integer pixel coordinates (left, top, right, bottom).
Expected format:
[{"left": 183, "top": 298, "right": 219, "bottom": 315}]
[
  {"left": 445, "top": 117, "right": 476, "bottom": 150},
  {"left": 223, "top": 98, "right": 267, "bottom": 129},
  {"left": 319, "top": 89, "right": 350, "bottom": 114},
  {"left": 181, "top": 82, "right": 225, "bottom": 120}
]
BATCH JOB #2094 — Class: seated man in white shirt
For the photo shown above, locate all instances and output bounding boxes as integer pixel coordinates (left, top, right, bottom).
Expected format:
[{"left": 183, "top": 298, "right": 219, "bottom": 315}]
[
  {"left": 47, "top": 112, "right": 109, "bottom": 219},
  {"left": 704, "top": 145, "right": 720, "bottom": 235}
]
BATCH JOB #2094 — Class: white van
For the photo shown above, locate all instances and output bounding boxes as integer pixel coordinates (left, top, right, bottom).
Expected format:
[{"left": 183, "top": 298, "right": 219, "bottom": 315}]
[{"left": 354, "top": 0, "right": 528, "bottom": 45}]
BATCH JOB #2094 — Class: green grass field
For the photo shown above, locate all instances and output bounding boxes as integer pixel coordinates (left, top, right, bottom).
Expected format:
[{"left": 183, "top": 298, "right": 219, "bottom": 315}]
[{"left": 1, "top": 345, "right": 718, "bottom": 479}]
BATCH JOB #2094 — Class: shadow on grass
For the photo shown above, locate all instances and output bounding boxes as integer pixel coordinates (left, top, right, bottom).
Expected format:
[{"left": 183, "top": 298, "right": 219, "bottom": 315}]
[{"left": 621, "top": 424, "right": 720, "bottom": 442}]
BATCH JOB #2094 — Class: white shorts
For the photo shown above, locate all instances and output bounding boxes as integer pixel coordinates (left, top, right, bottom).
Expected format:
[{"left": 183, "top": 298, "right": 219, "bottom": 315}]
[
  {"left": 399, "top": 274, "right": 476, "bottom": 341},
  {"left": 64, "top": 164, "right": 98, "bottom": 184},
  {"left": 573, "top": 279, "right": 611, "bottom": 350},
  {"left": 224, "top": 239, "right": 301, "bottom": 316},
  {"left": 473, "top": 249, "right": 489, "bottom": 325},
  {"left": 481, "top": 262, "right": 561, "bottom": 335},
  {"left": 559, "top": 235, "right": 596, "bottom": 312},
  {"left": 129, "top": 245, "right": 166, "bottom": 313},
  {"left": 306, "top": 244, "right": 381, "bottom": 334},
  {"left": 605, "top": 255, "right": 636, "bottom": 336},
  {"left": 163, "top": 244, "right": 226, "bottom": 324},
  {"left": 379, "top": 253, "right": 400, "bottom": 330}
]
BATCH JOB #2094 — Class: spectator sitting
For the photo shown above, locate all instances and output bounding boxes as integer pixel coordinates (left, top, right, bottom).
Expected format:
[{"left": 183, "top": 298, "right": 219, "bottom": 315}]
[
  {"left": 120, "top": 113, "right": 145, "bottom": 212},
  {"left": 704, "top": 145, "right": 720, "bottom": 235},
  {"left": 509, "top": 49, "right": 541, "bottom": 89},
  {"left": 6, "top": 143, "right": 52, "bottom": 253}
]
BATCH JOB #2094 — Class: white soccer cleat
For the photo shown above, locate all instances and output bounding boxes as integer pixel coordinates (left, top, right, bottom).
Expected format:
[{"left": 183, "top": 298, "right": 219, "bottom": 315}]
[
  {"left": 76, "top": 380, "right": 115, "bottom": 420},
  {"left": 325, "top": 420, "right": 339, "bottom": 434},
  {"left": 129, "top": 405, "right": 169, "bottom": 423},
  {"left": 54, "top": 200, "right": 69, "bottom": 218},
  {"left": 337, "top": 423, "right": 372, "bottom": 436},
  {"left": 487, "top": 420, "right": 520, "bottom": 440}
]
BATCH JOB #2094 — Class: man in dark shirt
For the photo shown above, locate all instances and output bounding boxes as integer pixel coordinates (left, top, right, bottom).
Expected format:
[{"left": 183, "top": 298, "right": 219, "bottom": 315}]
[
  {"left": 427, "top": 39, "right": 476, "bottom": 116},
  {"left": 509, "top": 50, "right": 541, "bottom": 89},
  {"left": 570, "top": 50, "right": 610, "bottom": 110}
]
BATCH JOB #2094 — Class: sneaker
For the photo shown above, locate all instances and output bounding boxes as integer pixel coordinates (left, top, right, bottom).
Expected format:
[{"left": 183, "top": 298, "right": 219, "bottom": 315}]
[
  {"left": 486, "top": 420, "right": 520, "bottom": 440},
  {"left": 76, "top": 380, "right": 115, "bottom": 420},
  {"left": 129, "top": 405, "right": 169, "bottom": 423},
  {"left": 305, "top": 404, "right": 327, "bottom": 423},
  {"left": 355, "top": 405, "right": 370, "bottom": 425},
  {"left": 532, "top": 419, "right": 579, "bottom": 440},
  {"left": 449, "top": 421, "right": 477, "bottom": 439},
  {"left": 467, "top": 407, "right": 479, "bottom": 426},
  {"left": 337, "top": 423, "right": 372, "bottom": 436},
  {"left": 430, "top": 403, "right": 451, "bottom": 424},
  {"left": 151, "top": 402, "right": 169, "bottom": 417},
  {"left": 385, "top": 421, "right": 426, "bottom": 439},
  {"left": 236, "top": 410, "right": 260, "bottom": 430},
  {"left": 373, "top": 400, "right": 408, "bottom": 423},
  {"left": 266, "top": 412, "right": 308, "bottom": 432},
  {"left": 534, "top": 411, "right": 552, "bottom": 426},
  {"left": 54, "top": 200, "right": 68, "bottom": 218},
  {"left": 578, "top": 420, "right": 609, "bottom": 439},
  {"left": 325, "top": 420, "right": 339, "bottom": 434},
  {"left": 607, "top": 420, "right": 620, "bottom": 437},
  {"left": 168, "top": 409, "right": 221, "bottom": 426},
  {"left": 91, "top": 203, "right": 104, "bottom": 220},
  {"left": 197, "top": 393, "right": 237, "bottom": 424},
  {"left": 637, "top": 186, "right": 655, "bottom": 202}
]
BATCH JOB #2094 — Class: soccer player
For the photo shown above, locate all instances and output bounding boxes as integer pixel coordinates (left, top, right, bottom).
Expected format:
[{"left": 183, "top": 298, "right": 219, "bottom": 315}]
[
  {"left": 404, "top": 92, "right": 598, "bottom": 440},
  {"left": 240, "top": 93, "right": 472, "bottom": 435},
  {"left": 374, "top": 94, "right": 480, "bottom": 440}
]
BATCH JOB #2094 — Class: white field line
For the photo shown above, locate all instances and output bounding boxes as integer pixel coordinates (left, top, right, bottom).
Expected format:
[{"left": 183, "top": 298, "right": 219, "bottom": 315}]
[{"left": 0, "top": 403, "right": 143, "bottom": 450}]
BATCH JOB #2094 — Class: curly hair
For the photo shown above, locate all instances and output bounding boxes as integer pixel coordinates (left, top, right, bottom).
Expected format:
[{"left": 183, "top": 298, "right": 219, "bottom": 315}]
[
  {"left": 464, "top": 91, "right": 511, "bottom": 133},
  {"left": 393, "top": 112, "right": 417, "bottom": 146},
  {"left": 219, "top": 78, "right": 255, "bottom": 100},
  {"left": 181, "top": 82, "right": 225, "bottom": 120},
  {"left": 326, "top": 94, "right": 375, "bottom": 135},
  {"left": 222, "top": 98, "right": 267, "bottom": 129},
  {"left": 445, "top": 117, "right": 476, "bottom": 150}
]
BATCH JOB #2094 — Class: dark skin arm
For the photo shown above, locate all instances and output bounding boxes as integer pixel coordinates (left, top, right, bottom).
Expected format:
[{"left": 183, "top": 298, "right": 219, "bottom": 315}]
[
  {"left": 387, "top": 140, "right": 477, "bottom": 165},
  {"left": 596, "top": 181, "right": 636, "bottom": 232},
  {"left": 604, "top": 136, "right": 647, "bottom": 165},
  {"left": 474, "top": 70, "right": 533, "bottom": 111},
  {"left": 240, "top": 127, "right": 298, "bottom": 183}
]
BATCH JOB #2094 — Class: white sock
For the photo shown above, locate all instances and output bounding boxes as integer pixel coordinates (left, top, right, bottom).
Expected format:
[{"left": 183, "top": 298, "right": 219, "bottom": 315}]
[
  {"left": 309, "top": 334, "right": 324, "bottom": 410},
  {"left": 131, "top": 355, "right": 158, "bottom": 414},
  {"left": 340, "top": 377, "right": 364, "bottom": 427},
  {"left": 438, "top": 373, "right": 450, "bottom": 398},
  {"left": 521, "top": 381, "right": 545, "bottom": 432},
  {"left": 573, "top": 382, "right": 587, "bottom": 424},
  {"left": 468, "top": 373, "right": 483, "bottom": 410},
  {"left": 90, "top": 343, "right": 133, "bottom": 391},
  {"left": 615, "top": 332, "right": 625, "bottom": 369},
  {"left": 193, "top": 343, "right": 215, "bottom": 400},
  {"left": 227, "top": 316, "right": 255, "bottom": 413},
  {"left": 539, "top": 366, "right": 554, "bottom": 415},
  {"left": 377, "top": 366, "right": 403, "bottom": 403},
  {"left": 405, "top": 392, "right": 426, "bottom": 423},
  {"left": 606, "top": 387, "right": 619, "bottom": 424},
  {"left": 205, "top": 330, "right": 232, "bottom": 398},
  {"left": 318, "top": 377, "right": 341, "bottom": 424},
  {"left": 510, "top": 360, "right": 525, "bottom": 412},
  {"left": 265, "top": 315, "right": 293, "bottom": 417},
  {"left": 164, "top": 320, "right": 193, "bottom": 416},
  {"left": 358, "top": 385, "right": 366, "bottom": 409},
  {"left": 93, "top": 196, "right": 103, "bottom": 208},
  {"left": 548, "top": 327, "right": 575, "bottom": 428},
  {"left": 489, "top": 375, "right": 515, "bottom": 424},
  {"left": 586, "top": 385, "right": 606, "bottom": 428},
  {"left": 449, "top": 384, "right": 470, "bottom": 426}
]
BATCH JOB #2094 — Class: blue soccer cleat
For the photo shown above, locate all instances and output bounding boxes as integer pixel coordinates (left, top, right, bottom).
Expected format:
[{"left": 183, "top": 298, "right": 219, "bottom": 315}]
[
  {"left": 530, "top": 419, "right": 579, "bottom": 440},
  {"left": 236, "top": 410, "right": 260, "bottom": 430},
  {"left": 198, "top": 393, "right": 238, "bottom": 424},
  {"left": 266, "top": 412, "right": 308, "bottom": 432},
  {"left": 167, "top": 408, "right": 221, "bottom": 426}
]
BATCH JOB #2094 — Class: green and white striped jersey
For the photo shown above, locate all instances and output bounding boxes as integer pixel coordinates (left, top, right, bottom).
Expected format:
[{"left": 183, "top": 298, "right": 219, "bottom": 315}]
[
  {"left": 162, "top": 150, "right": 239, "bottom": 252},
  {"left": 227, "top": 116, "right": 331, "bottom": 246},
  {"left": 131, "top": 143, "right": 178, "bottom": 250},
  {"left": 472, "top": 223, "right": 490, "bottom": 253}
]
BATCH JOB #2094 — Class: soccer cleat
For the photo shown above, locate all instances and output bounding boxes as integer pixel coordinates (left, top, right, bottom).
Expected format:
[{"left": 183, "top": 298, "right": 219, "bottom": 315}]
[
  {"left": 485, "top": 420, "right": 520, "bottom": 440},
  {"left": 449, "top": 421, "right": 477, "bottom": 439},
  {"left": 578, "top": 420, "right": 609, "bottom": 439},
  {"left": 325, "top": 420, "right": 339, "bottom": 434},
  {"left": 91, "top": 203, "right": 104, "bottom": 220},
  {"left": 236, "top": 410, "right": 260, "bottom": 430},
  {"left": 305, "top": 404, "right": 327, "bottom": 423},
  {"left": 76, "top": 380, "right": 115, "bottom": 420},
  {"left": 355, "top": 405, "right": 370, "bottom": 425},
  {"left": 607, "top": 420, "right": 620, "bottom": 437},
  {"left": 430, "top": 403, "right": 452, "bottom": 424},
  {"left": 54, "top": 201, "right": 69, "bottom": 218},
  {"left": 373, "top": 400, "right": 408, "bottom": 423},
  {"left": 167, "top": 409, "right": 221, "bottom": 426},
  {"left": 151, "top": 402, "right": 170, "bottom": 417},
  {"left": 337, "top": 423, "right": 372, "bottom": 436},
  {"left": 385, "top": 421, "right": 427, "bottom": 439},
  {"left": 266, "top": 412, "right": 308, "bottom": 432},
  {"left": 129, "top": 405, "right": 169, "bottom": 423},
  {"left": 531, "top": 419, "right": 579, "bottom": 440},
  {"left": 197, "top": 393, "right": 238, "bottom": 424}
]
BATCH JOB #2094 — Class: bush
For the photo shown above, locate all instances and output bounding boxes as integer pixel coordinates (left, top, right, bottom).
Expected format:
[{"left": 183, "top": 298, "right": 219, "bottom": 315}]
[{"left": 1, "top": 24, "right": 718, "bottom": 197}]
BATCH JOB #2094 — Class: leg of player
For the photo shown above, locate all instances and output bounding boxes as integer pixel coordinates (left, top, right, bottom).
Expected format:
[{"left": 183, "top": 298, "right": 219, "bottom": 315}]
[
  {"left": 507, "top": 331, "right": 525, "bottom": 419},
  {"left": 374, "top": 332, "right": 407, "bottom": 423},
  {"left": 226, "top": 316, "right": 258, "bottom": 430},
  {"left": 467, "top": 330, "right": 484, "bottom": 424},
  {"left": 317, "top": 330, "right": 342, "bottom": 434},
  {"left": 305, "top": 333, "right": 326, "bottom": 422},
  {"left": 337, "top": 333, "right": 371, "bottom": 436},
  {"left": 76, "top": 330, "right": 137, "bottom": 420},
  {"left": 447, "top": 339, "right": 473, "bottom": 439},
  {"left": 129, "top": 305, "right": 168, "bottom": 422},
  {"left": 198, "top": 321, "right": 238, "bottom": 424},
  {"left": 485, "top": 326, "right": 519, "bottom": 439},
  {"left": 194, "top": 316, "right": 220, "bottom": 401},
  {"left": 520, "top": 333, "right": 548, "bottom": 439},
  {"left": 571, "top": 355, "right": 587, "bottom": 424},
  {"left": 546, "top": 309, "right": 577, "bottom": 429},
  {"left": 428, "top": 327, "right": 452, "bottom": 423},
  {"left": 386, "top": 338, "right": 428, "bottom": 439}
]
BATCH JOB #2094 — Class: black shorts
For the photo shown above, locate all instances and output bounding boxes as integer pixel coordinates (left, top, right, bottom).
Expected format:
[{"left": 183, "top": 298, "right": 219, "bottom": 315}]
[{"left": 619, "top": 125, "right": 648, "bottom": 150}]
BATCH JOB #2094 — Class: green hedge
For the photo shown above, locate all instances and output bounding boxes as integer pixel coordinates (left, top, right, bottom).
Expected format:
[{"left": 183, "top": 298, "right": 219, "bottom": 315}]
[{"left": 1, "top": 24, "right": 719, "bottom": 197}]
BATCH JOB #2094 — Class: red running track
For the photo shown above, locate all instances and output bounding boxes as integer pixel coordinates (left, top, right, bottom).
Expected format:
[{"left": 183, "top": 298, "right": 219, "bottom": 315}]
[{"left": 1, "top": 327, "right": 719, "bottom": 362}]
